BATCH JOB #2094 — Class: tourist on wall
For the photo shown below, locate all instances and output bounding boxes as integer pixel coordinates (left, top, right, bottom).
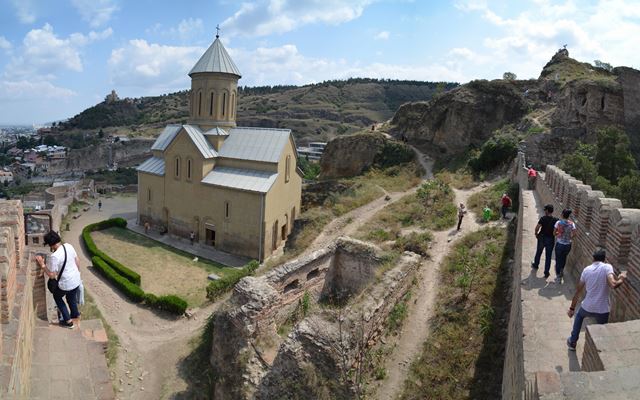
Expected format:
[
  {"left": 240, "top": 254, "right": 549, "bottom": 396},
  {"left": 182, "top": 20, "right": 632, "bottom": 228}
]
[
  {"left": 566, "top": 249, "right": 627, "bottom": 350},
  {"left": 554, "top": 209, "right": 576, "bottom": 283},
  {"left": 35, "top": 231, "right": 83, "bottom": 329},
  {"left": 457, "top": 203, "right": 466, "bottom": 231},
  {"left": 531, "top": 204, "right": 558, "bottom": 278},
  {"left": 501, "top": 193, "right": 512, "bottom": 219},
  {"left": 527, "top": 165, "right": 537, "bottom": 190}
]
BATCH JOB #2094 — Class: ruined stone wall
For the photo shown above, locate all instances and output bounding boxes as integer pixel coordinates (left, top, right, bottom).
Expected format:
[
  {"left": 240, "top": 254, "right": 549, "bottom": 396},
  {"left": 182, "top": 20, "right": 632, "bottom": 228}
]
[{"left": 0, "top": 200, "right": 38, "bottom": 398}]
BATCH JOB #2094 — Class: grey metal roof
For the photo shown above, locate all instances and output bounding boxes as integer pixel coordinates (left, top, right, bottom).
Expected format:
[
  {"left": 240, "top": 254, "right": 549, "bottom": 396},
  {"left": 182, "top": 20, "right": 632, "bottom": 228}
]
[
  {"left": 189, "top": 37, "right": 241, "bottom": 77},
  {"left": 151, "top": 125, "right": 181, "bottom": 151},
  {"left": 203, "top": 126, "right": 228, "bottom": 136},
  {"left": 219, "top": 127, "right": 292, "bottom": 163},
  {"left": 201, "top": 166, "right": 277, "bottom": 193},
  {"left": 137, "top": 157, "right": 165, "bottom": 176},
  {"left": 183, "top": 124, "right": 217, "bottom": 159}
]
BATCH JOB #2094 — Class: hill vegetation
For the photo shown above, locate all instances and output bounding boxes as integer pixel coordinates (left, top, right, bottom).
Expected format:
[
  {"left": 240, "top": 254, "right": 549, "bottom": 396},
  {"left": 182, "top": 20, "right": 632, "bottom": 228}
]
[{"left": 58, "top": 78, "right": 457, "bottom": 144}]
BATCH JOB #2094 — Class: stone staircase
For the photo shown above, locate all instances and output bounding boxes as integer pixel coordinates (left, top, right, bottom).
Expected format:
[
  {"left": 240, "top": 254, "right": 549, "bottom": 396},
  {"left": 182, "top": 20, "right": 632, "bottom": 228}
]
[{"left": 29, "top": 318, "right": 114, "bottom": 399}]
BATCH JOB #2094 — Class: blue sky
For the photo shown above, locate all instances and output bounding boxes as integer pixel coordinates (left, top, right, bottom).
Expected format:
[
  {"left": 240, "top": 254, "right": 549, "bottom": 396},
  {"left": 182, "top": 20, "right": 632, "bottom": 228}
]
[{"left": 0, "top": 0, "right": 639, "bottom": 125}]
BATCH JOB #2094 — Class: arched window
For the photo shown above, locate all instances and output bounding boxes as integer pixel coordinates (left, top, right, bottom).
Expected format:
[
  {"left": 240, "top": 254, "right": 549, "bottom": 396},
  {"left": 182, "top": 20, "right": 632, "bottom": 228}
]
[
  {"left": 147, "top": 188, "right": 151, "bottom": 202},
  {"left": 222, "top": 92, "right": 226, "bottom": 116},
  {"left": 187, "top": 158, "right": 192, "bottom": 180},
  {"left": 231, "top": 92, "right": 236, "bottom": 117},
  {"left": 198, "top": 91, "right": 203, "bottom": 116},
  {"left": 209, "top": 92, "right": 214, "bottom": 116},
  {"left": 285, "top": 154, "right": 291, "bottom": 183},
  {"left": 174, "top": 157, "right": 180, "bottom": 178},
  {"left": 225, "top": 201, "right": 230, "bottom": 219}
]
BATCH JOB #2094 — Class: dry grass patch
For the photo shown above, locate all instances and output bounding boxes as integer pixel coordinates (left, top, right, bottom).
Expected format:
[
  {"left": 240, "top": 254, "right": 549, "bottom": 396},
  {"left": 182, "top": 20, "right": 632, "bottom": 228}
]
[
  {"left": 467, "top": 179, "right": 519, "bottom": 222},
  {"left": 91, "top": 227, "right": 235, "bottom": 307},
  {"left": 435, "top": 170, "right": 476, "bottom": 190}
]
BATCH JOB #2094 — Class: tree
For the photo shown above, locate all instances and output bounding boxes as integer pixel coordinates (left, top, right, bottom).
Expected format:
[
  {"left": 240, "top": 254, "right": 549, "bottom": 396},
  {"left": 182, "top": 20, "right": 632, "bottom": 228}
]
[
  {"left": 503, "top": 72, "right": 517, "bottom": 80},
  {"left": 595, "top": 127, "right": 637, "bottom": 184},
  {"left": 43, "top": 135, "right": 58, "bottom": 146},
  {"left": 618, "top": 173, "right": 640, "bottom": 208},
  {"left": 560, "top": 153, "right": 598, "bottom": 185},
  {"left": 594, "top": 60, "right": 613, "bottom": 72}
]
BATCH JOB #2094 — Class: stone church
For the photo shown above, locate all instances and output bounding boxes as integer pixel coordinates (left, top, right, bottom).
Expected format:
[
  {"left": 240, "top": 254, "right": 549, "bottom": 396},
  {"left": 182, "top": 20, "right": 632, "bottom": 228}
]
[{"left": 137, "top": 33, "right": 302, "bottom": 261}]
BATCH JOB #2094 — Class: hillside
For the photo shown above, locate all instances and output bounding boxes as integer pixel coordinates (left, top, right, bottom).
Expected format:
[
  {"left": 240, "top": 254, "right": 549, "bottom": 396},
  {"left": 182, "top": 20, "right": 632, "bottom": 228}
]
[{"left": 58, "top": 79, "right": 457, "bottom": 144}]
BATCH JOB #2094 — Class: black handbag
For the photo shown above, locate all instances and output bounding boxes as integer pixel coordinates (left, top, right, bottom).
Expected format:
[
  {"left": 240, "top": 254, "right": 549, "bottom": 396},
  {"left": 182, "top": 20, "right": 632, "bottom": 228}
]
[{"left": 47, "top": 244, "right": 68, "bottom": 296}]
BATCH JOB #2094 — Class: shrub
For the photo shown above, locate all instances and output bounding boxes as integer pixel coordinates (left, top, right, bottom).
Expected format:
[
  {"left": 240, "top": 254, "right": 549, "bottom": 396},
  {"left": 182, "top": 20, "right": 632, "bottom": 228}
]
[
  {"left": 393, "top": 232, "right": 433, "bottom": 256},
  {"left": 468, "top": 135, "right": 518, "bottom": 172},
  {"left": 82, "top": 219, "right": 141, "bottom": 285},
  {"left": 155, "top": 295, "right": 188, "bottom": 315},
  {"left": 206, "top": 260, "right": 259, "bottom": 300},
  {"left": 144, "top": 293, "right": 158, "bottom": 307},
  {"left": 374, "top": 141, "right": 415, "bottom": 169},
  {"left": 91, "top": 256, "right": 145, "bottom": 303}
]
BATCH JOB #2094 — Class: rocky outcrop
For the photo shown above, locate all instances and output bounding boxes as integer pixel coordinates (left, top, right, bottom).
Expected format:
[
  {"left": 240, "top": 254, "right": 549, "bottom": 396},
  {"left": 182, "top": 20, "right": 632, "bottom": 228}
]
[
  {"left": 389, "top": 80, "right": 528, "bottom": 154},
  {"left": 319, "top": 132, "right": 414, "bottom": 178}
]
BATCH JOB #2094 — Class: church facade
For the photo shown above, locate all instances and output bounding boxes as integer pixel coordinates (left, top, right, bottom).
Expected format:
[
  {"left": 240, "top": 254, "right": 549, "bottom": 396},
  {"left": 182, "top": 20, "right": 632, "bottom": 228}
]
[{"left": 136, "top": 34, "right": 302, "bottom": 262}]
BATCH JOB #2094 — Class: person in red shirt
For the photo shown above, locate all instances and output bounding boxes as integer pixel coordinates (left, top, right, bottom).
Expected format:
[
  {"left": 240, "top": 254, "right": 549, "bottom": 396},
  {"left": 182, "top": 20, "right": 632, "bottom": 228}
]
[
  {"left": 501, "top": 193, "right": 512, "bottom": 219},
  {"left": 527, "top": 165, "right": 537, "bottom": 189}
]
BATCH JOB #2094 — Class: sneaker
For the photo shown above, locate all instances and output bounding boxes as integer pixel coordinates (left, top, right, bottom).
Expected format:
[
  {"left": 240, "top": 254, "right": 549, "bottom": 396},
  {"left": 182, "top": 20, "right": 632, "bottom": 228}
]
[
  {"left": 555, "top": 276, "right": 563, "bottom": 284},
  {"left": 60, "top": 320, "right": 74, "bottom": 329},
  {"left": 531, "top": 262, "right": 539, "bottom": 270},
  {"left": 566, "top": 338, "right": 576, "bottom": 351},
  {"left": 544, "top": 272, "right": 550, "bottom": 278}
]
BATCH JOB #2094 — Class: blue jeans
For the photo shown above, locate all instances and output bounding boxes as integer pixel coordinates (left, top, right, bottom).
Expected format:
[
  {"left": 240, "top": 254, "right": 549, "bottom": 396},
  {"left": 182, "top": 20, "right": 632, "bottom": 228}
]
[
  {"left": 533, "top": 235, "right": 555, "bottom": 274},
  {"left": 53, "top": 285, "right": 80, "bottom": 322},
  {"left": 555, "top": 242, "right": 572, "bottom": 277},
  {"left": 569, "top": 306, "right": 609, "bottom": 344}
]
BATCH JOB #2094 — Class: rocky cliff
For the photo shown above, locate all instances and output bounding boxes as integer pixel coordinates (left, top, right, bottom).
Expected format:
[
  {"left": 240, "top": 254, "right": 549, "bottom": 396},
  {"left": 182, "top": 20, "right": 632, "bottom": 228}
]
[{"left": 389, "top": 49, "right": 640, "bottom": 167}]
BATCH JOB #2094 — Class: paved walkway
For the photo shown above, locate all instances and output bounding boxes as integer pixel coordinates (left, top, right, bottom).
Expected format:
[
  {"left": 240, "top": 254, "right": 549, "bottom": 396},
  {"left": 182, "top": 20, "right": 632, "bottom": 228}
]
[
  {"left": 126, "top": 219, "right": 250, "bottom": 268},
  {"left": 29, "top": 319, "right": 114, "bottom": 400},
  {"left": 520, "top": 189, "right": 585, "bottom": 376}
]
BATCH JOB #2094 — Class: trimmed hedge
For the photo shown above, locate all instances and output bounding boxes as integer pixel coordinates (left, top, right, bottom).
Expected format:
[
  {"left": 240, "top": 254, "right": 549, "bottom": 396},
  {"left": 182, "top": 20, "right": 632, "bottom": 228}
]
[
  {"left": 85, "top": 218, "right": 189, "bottom": 315},
  {"left": 82, "top": 218, "right": 141, "bottom": 285},
  {"left": 92, "top": 256, "right": 145, "bottom": 303},
  {"left": 206, "top": 260, "right": 260, "bottom": 300}
]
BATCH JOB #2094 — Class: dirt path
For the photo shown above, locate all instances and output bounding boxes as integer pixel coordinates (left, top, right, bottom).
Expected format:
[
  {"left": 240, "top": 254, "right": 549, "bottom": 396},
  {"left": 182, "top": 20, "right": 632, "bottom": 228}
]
[
  {"left": 372, "top": 184, "right": 486, "bottom": 400},
  {"left": 64, "top": 196, "right": 219, "bottom": 399}
]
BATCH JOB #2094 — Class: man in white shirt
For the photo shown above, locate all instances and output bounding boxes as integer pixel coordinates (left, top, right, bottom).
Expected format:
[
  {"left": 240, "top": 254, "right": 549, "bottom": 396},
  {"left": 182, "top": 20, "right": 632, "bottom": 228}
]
[
  {"left": 566, "top": 249, "right": 627, "bottom": 350},
  {"left": 35, "top": 231, "right": 82, "bottom": 328}
]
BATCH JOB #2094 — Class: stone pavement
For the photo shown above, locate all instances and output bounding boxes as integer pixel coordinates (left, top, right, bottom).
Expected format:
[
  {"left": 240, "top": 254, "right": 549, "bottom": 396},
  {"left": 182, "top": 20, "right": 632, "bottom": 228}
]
[
  {"left": 520, "top": 189, "right": 585, "bottom": 376},
  {"left": 29, "top": 319, "right": 114, "bottom": 400},
  {"left": 126, "top": 219, "right": 250, "bottom": 267}
]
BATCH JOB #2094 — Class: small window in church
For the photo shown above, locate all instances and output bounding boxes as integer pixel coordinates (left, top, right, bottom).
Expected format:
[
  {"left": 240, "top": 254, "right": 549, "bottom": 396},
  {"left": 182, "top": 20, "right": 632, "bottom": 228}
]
[
  {"left": 198, "top": 91, "right": 202, "bottom": 116},
  {"left": 222, "top": 93, "right": 226, "bottom": 116},
  {"left": 285, "top": 155, "right": 291, "bottom": 183},
  {"left": 175, "top": 157, "right": 180, "bottom": 178},
  {"left": 187, "top": 159, "right": 192, "bottom": 180},
  {"left": 225, "top": 201, "right": 230, "bottom": 219},
  {"left": 209, "top": 92, "right": 214, "bottom": 116},
  {"left": 147, "top": 188, "right": 151, "bottom": 201},
  {"left": 231, "top": 93, "right": 235, "bottom": 117}
]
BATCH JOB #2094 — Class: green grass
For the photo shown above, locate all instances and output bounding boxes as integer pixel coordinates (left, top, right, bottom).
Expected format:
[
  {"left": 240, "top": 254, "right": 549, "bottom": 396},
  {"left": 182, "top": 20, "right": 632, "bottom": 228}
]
[
  {"left": 467, "top": 179, "right": 519, "bottom": 222},
  {"left": 399, "top": 226, "right": 512, "bottom": 400},
  {"left": 79, "top": 290, "right": 119, "bottom": 368},
  {"left": 91, "top": 227, "right": 236, "bottom": 307}
]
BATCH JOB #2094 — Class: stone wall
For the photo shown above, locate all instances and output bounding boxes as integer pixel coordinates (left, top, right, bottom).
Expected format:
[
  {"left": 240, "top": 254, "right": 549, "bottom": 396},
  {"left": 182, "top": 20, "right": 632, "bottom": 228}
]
[
  {"left": 210, "top": 237, "right": 421, "bottom": 399},
  {"left": 0, "top": 200, "right": 40, "bottom": 398}
]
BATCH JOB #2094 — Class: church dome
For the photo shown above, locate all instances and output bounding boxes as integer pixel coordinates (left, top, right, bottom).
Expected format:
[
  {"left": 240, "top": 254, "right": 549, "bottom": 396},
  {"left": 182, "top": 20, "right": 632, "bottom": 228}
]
[{"left": 189, "top": 36, "right": 241, "bottom": 77}]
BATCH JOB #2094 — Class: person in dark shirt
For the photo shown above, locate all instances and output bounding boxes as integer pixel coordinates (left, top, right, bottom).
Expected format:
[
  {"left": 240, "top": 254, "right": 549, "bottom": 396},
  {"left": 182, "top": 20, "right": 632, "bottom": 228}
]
[{"left": 532, "top": 204, "right": 558, "bottom": 278}]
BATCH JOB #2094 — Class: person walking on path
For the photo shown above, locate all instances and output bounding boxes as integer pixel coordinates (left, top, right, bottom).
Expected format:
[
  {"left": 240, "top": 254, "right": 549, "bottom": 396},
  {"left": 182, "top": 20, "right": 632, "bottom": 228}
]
[
  {"left": 532, "top": 204, "right": 558, "bottom": 278},
  {"left": 457, "top": 203, "right": 466, "bottom": 231},
  {"left": 98, "top": 199, "right": 102, "bottom": 211},
  {"left": 501, "top": 193, "right": 512, "bottom": 219},
  {"left": 35, "top": 231, "right": 83, "bottom": 329},
  {"left": 554, "top": 209, "right": 576, "bottom": 283},
  {"left": 566, "top": 249, "right": 627, "bottom": 350},
  {"left": 527, "top": 165, "right": 537, "bottom": 190},
  {"left": 482, "top": 205, "right": 493, "bottom": 222},
  {"left": 189, "top": 231, "right": 195, "bottom": 245}
]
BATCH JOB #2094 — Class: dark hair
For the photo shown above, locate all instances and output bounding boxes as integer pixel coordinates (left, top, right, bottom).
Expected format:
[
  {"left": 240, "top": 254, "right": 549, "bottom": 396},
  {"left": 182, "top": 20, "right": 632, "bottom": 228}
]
[
  {"left": 43, "top": 231, "right": 61, "bottom": 246},
  {"left": 562, "top": 209, "right": 572, "bottom": 219},
  {"left": 544, "top": 204, "right": 554, "bottom": 213},
  {"left": 593, "top": 248, "right": 606, "bottom": 262}
]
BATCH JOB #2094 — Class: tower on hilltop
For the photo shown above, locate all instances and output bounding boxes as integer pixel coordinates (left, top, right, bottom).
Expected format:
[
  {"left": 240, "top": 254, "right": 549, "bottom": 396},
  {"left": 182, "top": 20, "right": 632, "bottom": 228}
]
[{"left": 187, "top": 30, "right": 241, "bottom": 129}]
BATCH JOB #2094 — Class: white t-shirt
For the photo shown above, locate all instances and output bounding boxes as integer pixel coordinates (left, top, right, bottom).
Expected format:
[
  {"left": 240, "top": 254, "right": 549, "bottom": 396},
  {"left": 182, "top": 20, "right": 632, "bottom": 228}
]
[
  {"left": 47, "top": 243, "right": 82, "bottom": 291},
  {"left": 580, "top": 261, "right": 614, "bottom": 314}
]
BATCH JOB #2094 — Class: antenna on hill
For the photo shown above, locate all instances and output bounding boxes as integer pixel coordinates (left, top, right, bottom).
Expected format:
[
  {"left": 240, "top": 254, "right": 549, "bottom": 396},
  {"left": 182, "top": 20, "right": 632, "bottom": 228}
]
[{"left": 216, "top": 24, "right": 220, "bottom": 39}]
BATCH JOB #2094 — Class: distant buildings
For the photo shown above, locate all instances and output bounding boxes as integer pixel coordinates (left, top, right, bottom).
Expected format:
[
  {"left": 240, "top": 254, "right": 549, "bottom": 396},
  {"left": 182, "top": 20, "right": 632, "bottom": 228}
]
[{"left": 296, "top": 142, "right": 327, "bottom": 161}]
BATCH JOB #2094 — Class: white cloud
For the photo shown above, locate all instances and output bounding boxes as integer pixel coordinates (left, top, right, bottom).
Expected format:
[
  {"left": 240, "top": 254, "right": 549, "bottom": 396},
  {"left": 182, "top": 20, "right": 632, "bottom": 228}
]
[
  {"left": 221, "top": 0, "right": 375, "bottom": 37},
  {"left": 0, "top": 36, "right": 12, "bottom": 51},
  {"left": 108, "top": 40, "right": 204, "bottom": 92},
  {"left": 10, "top": 0, "right": 36, "bottom": 24},
  {"left": 454, "top": 0, "right": 640, "bottom": 79},
  {"left": 0, "top": 80, "right": 76, "bottom": 101},
  {"left": 5, "top": 24, "right": 112, "bottom": 79},
  {"left": 146, "top": 18, "right": 205, "bottom": 42},
  {"left": 374, "top": 31, "right": 390, "bottom": 40},
  {"left": 71, "top": 0, "right": 119, "bottom": 27}
]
